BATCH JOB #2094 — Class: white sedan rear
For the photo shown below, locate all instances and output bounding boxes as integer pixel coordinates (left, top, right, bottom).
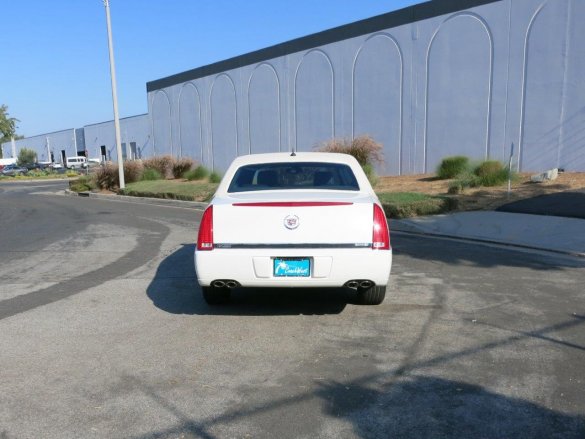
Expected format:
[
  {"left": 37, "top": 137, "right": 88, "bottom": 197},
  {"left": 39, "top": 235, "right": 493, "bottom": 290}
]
[{"left": 195, "top": 152, "right": 392, "bottom": 305}]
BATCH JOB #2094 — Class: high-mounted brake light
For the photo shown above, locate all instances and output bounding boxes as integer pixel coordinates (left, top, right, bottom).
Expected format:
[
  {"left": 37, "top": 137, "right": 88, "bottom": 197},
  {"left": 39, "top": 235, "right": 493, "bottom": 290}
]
[
  {"left": 197, "top": 206, "right": 214, "bottom": 251},
  {"left": 372, "top": 204, "right": 390, "bottom": 250},
  {"left": 232, "top": 202, "right": 353, "bottom": 207}
]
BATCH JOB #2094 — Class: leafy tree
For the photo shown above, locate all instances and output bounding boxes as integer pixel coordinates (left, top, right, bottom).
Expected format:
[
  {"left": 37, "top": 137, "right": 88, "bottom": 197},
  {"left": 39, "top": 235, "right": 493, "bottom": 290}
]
[
  {"left": 0, "top": 105, "right": 23, "bottom": 158},
  {"left": 17, "top": 148, "right": 37, "bottom": 166}
]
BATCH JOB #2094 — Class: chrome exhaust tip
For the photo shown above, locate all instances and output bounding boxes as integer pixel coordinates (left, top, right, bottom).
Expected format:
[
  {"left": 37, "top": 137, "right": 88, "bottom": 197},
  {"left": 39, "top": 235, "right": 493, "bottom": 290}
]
[
  {"left": 346, "top": 280, "right": 359, "bottom": 289},
  {"left": 359, "top": 280, "right": 373, "bottom": 288},
  {"left": 211, "top": 280, "right": 225, "bottom": 288},
  {"left": 226, "top": 280, "right": 238, "bottom": 289}
]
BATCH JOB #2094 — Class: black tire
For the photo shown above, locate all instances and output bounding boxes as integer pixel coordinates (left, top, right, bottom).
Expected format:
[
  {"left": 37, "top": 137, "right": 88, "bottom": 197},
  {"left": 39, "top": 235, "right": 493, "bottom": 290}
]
[
  {"left": 357, "top": 285, "right": 386, "bottom": 305},
  {"left": 202, "top": 286, "right": 230, "bottom": 305}
]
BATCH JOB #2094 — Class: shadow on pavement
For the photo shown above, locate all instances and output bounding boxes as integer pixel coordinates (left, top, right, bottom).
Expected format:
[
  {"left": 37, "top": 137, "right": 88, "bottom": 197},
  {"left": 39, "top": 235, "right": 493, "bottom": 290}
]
[
  {"left": 124, "top": 371, "right": 585, "bottom": 439},
  {"left": 146, "top": 244, "right": 349, "bottom": 315},
  {"left": 497, "top": 189, "right": 585, "bottom": 219},
  {"left": 392, "top": 233, "right": 585, "bottom": 270}
]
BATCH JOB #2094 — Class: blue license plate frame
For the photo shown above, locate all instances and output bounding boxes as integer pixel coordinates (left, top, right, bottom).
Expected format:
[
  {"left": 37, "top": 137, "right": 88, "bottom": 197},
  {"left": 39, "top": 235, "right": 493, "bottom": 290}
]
[{"left": 273, "top": 257, "right": 311, "bottom": 277}]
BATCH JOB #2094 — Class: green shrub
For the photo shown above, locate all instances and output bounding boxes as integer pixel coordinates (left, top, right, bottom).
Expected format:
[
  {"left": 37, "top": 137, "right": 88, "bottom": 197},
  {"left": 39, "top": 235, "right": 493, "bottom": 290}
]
[
  {"left": 209, "top": 171, "right": 222, "bottom": 183},
  {"left": 172, "top": 157, "right": 195, "bottom": 179},
  {"left": 362, "top": 163, "right": 379, "bottom": 187},
  {"left": 95, "top": 163, "right": 119, "bottom": 189},
  {"left": 474, "top": 160, "right": 503, "bottom": 177},
  {"left": 184, "top": 165, "right": 209, "bottom": 181},
  {"left": 66, "top": 170, "right": 79, "bottom": 178},
  {"left": 17, "top": 148, "right": 37, "bottom": 166},
  {"left": 436, "top": 156, "right": 469, "bottom": 179},
  {"left": 317, "top": 135, "right": 384, "bottom": 166},
  {"left": 473, "top": 160, "right": 511, "bottom": 187},
  {"left": 142, "top": 168, "right": 162, "bottom": 181},
  {"left": 378, "top": 192, "right": 457, "bottom": 218},
  {"left": 143, "top": 155, "right": 174, "bottom": 178},
  {"left": 123, "top": 160, "right": 144, "bottom": 183},
  {"left": 447, "top": 171, "right": 480, "bottom": 194},
  {"left": 27, "top": 169, "right": 50, "bottom": 178},
  {"left": 447, "top": 163, "right": 514, "bottom": 193},
  {"left": 69, "top": 175, "right": 96, "bottom": 192}
]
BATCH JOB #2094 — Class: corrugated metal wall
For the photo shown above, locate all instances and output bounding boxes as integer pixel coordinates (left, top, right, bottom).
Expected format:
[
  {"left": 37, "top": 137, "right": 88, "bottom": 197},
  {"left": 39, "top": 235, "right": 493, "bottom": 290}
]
[
  {"left": 147, "top": 0, "right": 585, "bottom": 174},
  {"left": 83, "top": 114, "right": 151, "bottom": 162},
  {"left": 1, "top": 128, "right": 84, "bottom": 164}
]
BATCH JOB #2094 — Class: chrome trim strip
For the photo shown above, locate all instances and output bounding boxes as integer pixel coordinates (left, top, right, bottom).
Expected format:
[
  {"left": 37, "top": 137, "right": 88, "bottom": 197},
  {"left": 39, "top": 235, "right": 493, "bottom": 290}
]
[{"left": 214, "top": 243, "right": 371, "bottom": 249}]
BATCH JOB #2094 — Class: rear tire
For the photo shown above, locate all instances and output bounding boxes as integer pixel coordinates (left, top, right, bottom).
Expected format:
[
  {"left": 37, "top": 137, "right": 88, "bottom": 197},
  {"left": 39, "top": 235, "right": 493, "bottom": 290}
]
[
  {"left": 357, "top": 285, "right": 386, "bottom": 305},
  {"left": 202, "top": 286, "right": 230, "bottom": 305}
]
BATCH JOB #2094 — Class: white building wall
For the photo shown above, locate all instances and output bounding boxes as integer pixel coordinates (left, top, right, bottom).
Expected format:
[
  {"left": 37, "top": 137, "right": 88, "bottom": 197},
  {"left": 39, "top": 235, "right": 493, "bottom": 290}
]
[{"left": 147, "top": 0, "right": 585, "bottom": 174}]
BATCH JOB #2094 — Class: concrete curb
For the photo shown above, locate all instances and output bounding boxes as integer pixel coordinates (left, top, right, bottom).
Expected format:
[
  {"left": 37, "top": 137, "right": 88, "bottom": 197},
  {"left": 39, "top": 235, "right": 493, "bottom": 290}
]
[
  {"left": 64, "top": 189, "right": 208, "bottom": 210},
  {"left": 391, "top": 223, "right": 585, "bottom": 258},
  {"left": 0, "top": 178, "right": 76, "bottom": 184}
]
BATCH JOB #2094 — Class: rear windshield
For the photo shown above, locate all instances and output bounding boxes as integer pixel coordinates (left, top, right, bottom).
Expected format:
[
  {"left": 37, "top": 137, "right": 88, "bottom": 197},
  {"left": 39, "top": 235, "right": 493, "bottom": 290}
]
[{"left": 227, "top": 162, "right": 360, "bottom": 193}]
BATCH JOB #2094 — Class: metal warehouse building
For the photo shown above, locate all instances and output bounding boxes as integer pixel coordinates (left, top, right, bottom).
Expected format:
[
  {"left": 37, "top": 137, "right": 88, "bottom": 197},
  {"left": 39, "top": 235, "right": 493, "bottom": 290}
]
[
  {"left": 1, "top": 128, "right": 85, "bottom": 164},
  {"left": 147, "top": 0, "right": 585, "bottom": 174},
  {"left": 4, "top": 0, "right": 585, "bottom": 174}
]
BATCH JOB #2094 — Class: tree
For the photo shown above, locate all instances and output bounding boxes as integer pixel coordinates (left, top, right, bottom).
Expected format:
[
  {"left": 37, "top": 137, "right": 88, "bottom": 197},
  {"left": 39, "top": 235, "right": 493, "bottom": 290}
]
[
  {"left": 17, "top": 148, "right": 37, "bottom": 166},
  {"left": 0, "top": 105, "right": 23, "bottom": 159}
]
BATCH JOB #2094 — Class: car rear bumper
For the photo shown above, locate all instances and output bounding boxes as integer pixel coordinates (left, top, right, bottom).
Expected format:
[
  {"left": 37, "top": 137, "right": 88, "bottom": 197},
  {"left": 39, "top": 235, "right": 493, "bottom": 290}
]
[{"left": 195, "top": 248, "right": 392, "bottom": 287}]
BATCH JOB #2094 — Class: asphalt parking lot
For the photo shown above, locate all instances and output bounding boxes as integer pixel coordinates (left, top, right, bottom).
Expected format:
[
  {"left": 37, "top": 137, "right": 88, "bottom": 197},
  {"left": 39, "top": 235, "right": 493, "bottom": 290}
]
[{"left": 1, "top": 181, "right": 584, "bottom": 439}]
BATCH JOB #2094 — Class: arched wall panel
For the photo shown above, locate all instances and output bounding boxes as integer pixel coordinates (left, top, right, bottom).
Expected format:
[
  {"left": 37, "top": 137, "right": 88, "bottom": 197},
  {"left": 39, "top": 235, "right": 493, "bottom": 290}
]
[
  {"left": 210, "top": 74, "right": 238, "bottom": 172},
  {"left": 152, "top": 91, "right": 172, "bottom": 156},
  {"left": 248, "top": 64, "right": 281, "bottom": 154},
  {"left": 520, "top": 1, "right": 568, "bottom": 171},
  {"left": 295, "top": 50, "right": 334, "bottom": 151},
  {"left": 425, "top": 14, "right": 493, "bottom": 172},
  {"left": 353, "top": 34, "right": 403, "bottom": 175},
  {"left": 132, "top": 0, "right": 585, "bottom": 174},
  {"left": 178, "top": 83, "right": 203, "bottom": 161}
]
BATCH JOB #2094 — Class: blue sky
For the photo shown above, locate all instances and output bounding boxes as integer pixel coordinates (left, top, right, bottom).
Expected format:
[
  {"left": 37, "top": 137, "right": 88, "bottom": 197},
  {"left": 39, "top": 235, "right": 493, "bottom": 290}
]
[{"left": 2, "top": 0, "right": 419, "bottom": 137}]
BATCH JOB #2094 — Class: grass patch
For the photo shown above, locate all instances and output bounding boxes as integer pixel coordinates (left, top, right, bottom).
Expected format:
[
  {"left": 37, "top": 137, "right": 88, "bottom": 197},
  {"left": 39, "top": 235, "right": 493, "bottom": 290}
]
[
  {"left": 184, "top": 165, "right": 209, "bottom": 181},
  {"left": 141, "top": 168, "right": 163, "bottom": 181},
  {"left": 0, "top": 172, "right": 73, "bottom": 181},
  {"left": 119, "top": 179, "right": 218, "bottom": 202},
  {"left": 377, "top": 192, "right": 457, "bottom": 218},
  {"left": 69, "top": 175, "right": 97, "bottom": 192}
]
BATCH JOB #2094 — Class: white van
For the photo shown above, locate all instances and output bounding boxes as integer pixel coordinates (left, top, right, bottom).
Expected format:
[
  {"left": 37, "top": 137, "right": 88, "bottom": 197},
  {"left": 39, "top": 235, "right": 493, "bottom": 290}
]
[{"left": 65, "top": 156, "right": 87, "bottom": 169}]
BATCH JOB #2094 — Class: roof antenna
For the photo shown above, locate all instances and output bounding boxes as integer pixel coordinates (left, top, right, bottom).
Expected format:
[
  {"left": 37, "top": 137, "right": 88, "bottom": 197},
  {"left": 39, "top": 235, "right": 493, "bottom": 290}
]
[{"left": 290, "top": 145, "right": 296, "bottom": 157}]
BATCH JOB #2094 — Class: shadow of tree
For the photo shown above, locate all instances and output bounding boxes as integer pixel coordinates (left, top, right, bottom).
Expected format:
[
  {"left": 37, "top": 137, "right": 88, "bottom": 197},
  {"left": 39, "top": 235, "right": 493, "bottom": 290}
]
[
  {"left": 146, "top": 244, "right": 350, "bottom": 316},
  {"left": 317, "top": 375, "right": 585, "bottom": 439},
  {"left": 124, "top": 371, "right": 585, "bottom": 439}
]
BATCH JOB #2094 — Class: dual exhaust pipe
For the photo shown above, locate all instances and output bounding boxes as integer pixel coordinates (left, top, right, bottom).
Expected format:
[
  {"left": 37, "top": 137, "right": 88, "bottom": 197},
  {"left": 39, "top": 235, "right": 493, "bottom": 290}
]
[
  {"left": 211, "top": 280, "right": 239, "bottom": 289},
  {"left": 345, "top": 280, "right": 373, "bottom": 289}
]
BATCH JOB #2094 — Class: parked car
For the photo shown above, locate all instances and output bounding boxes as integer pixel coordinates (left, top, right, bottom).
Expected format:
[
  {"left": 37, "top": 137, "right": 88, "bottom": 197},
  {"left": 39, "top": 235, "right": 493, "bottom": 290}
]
[
  {"left": 0, "top": 158, "right": 17, "bottom": 171},
  {"left": 195, "top": 152, "right": 392, "bottom": 305},
  {"left": 82, "top": 158, "right": 101, "bottom": 169},
  {"left": 23, "top": 162, "right": 50, "bottom": 171},
  {"left": 1, "top": 164, "right": 29, "bottom": 176}
]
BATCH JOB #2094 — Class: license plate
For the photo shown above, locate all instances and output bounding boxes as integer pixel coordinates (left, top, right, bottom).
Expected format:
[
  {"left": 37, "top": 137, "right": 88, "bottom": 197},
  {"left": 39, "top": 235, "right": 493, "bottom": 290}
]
[{"left": 273, "top": 258, "right": 311, "bottom": 277}]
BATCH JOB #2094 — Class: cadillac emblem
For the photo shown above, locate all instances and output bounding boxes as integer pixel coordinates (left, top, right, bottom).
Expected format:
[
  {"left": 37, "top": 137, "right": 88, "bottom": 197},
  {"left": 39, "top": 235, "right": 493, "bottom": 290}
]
[{"left": 284, "top": 214, "right": 300, "bottom": 230}]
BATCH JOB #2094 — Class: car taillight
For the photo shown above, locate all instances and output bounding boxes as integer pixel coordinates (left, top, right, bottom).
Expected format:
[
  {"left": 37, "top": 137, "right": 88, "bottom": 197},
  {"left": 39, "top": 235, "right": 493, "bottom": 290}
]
[
  {"left": 197, "top": 206, "right": 214, "bottom": 251},
  {"left": 372, "top": 204, "right": 390, "bottom": 250}
]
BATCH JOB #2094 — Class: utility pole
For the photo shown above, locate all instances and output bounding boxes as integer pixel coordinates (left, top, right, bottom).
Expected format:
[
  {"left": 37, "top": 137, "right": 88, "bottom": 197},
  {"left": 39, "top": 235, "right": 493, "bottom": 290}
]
[{"left": 103, "top": 0, "right": 125, "bottom": 188}]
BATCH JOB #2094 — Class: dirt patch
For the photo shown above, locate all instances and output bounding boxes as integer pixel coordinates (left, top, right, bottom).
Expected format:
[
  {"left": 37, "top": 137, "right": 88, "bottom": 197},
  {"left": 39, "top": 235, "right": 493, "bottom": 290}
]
[{"left": 374, "top": 172, "right": 585, "bottom": 212}]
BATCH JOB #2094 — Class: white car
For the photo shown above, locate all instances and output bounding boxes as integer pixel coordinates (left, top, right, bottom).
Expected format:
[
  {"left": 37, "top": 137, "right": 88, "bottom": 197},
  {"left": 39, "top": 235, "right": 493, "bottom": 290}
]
[{"left": 195, "top": 152, "right": 392, "bottom": 305}]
